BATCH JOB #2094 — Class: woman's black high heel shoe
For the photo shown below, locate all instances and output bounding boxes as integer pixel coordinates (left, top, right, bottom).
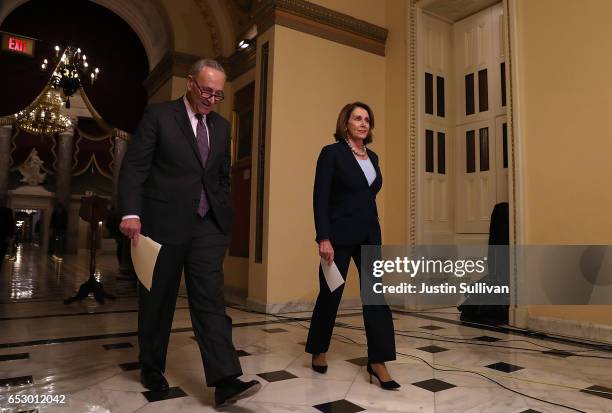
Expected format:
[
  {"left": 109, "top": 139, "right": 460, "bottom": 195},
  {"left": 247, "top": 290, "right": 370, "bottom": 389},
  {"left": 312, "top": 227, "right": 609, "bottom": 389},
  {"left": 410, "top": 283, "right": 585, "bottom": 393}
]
[
  {"left": 311, "top": 354, "right": 328, "bottom": 374},
  {"left": 367, "top": 364, "right": 400, "bottom": 390}
]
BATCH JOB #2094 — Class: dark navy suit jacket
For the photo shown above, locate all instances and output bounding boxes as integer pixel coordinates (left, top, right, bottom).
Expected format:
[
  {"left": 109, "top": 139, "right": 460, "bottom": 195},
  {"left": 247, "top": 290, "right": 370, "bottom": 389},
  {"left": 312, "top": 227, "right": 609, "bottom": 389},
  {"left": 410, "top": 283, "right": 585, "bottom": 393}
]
[
  {"left": 118, "top": 98, "right": 232, "bottom": 245},
  {"left": 313, "top": 141, "right": 382, "bottom": 246}
]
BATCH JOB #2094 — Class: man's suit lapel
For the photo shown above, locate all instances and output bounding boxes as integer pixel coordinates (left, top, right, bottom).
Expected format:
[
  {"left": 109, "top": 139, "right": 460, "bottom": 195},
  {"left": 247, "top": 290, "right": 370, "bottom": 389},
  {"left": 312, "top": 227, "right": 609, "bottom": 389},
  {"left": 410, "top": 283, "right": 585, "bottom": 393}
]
[{"left": 174, "top": 98, "right": 203, "bottom": 167}]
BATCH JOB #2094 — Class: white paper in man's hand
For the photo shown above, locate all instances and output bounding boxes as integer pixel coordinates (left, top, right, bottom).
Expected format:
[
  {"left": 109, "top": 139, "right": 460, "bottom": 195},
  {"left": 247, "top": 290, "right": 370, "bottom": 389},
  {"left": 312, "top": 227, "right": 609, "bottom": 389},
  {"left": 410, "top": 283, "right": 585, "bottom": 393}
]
[
  {"left": 131, "top": 235, "right": 161, "bottom": 291},
  {"left": 320, "top": 258, "right": 345, "bottom": 292}
]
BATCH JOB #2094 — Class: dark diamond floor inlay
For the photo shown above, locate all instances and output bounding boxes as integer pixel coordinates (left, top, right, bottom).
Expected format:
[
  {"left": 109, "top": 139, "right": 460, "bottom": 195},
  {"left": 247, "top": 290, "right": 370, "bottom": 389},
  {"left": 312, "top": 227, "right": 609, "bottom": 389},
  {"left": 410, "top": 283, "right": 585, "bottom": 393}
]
[
  {"left": 542, "top": 350, "right": 574, "bottom": 358},
  {"left": 485, "top": 362, "right": 524, "bottom": 373},
  {"left": 0, "top": 353, "right": 29, "bottom": 362},
  {"left": 103, "top": 342, "right": 133, "bottom": 350},
  {"left": 142, "top": 386, "right": 187, "bottom": 403},
  {"left": 417, "top": 345, "right": 449, "bottom": 354},
  {"left": 262, "top": 328, "right": 288, "bottom": 333},
  {"left": 419, "top": 325, "right": 444, "bottom": 330},
  {"left": 345, "top": 357, "right": 369, "bottom": 366},
  {"left": 580, "top": 385, "right": 612, "bottom": 400},
  {"left": 257, "top": 370, "right": 298, "bottom": 382},
  {"left": 119, "top": 361, "right": 141, "bottom": 371},
  {"left": 0, "top": 375, "right": 33, "bottom": 387},
  {"left": 519, "top": 410, "right": 542, "bottom": 413},
  {"left": 412, "top": 378, "right": 456, "bottom": 392},
  {"left": 473, "top": 336, "right": 502, "bottom": 342},
  {"left": 313, "top": 399, "right": 365, "bottom": 413}
]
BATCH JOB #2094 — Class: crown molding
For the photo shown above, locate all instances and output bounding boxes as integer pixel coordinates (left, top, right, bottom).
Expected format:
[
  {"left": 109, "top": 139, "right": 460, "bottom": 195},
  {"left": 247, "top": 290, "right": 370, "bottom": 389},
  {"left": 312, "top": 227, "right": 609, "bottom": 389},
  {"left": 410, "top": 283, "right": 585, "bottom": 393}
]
[
  {"left": 252, "top": 0, "right": 388, "bottom": 56},
  {"left": 144, "top": 49, "right": 256, "bottom": 98}
]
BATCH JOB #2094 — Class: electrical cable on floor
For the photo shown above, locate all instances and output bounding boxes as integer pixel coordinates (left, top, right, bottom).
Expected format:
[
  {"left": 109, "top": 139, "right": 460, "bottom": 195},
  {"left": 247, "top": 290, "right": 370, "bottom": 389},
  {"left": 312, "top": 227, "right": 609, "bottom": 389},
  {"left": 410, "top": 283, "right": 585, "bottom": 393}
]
[
  {"left": 305, "top": 330, "right": 592, "bottom": 413},
  {"left": 331, "top": 322, "right": 612, "bottom": 360},
  {"left": 404, "top": 311, "right": 612, "bottom": 352},
  {"left": 226, "top": 304, "right": 610, "bottom": 412},
  {"left": 224, "top": 298, "right": 612, "bottom": 352},
  {"left": 225, "top": 303, "right": 612, "bottom": 359}
]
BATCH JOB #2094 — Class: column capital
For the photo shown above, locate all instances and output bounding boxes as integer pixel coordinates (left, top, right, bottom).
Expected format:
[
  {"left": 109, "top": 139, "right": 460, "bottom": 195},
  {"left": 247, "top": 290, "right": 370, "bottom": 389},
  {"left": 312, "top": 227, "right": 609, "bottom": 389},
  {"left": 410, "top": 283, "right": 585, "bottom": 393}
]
[
  {"left": 115, "top": 129, "right": 130, "bottom": 141},
  {"left": 59, "top": 123, "right": 75, "bottom": 137},
  {"left": 0, "top": 117, "right": 15, "bottom": 127}
]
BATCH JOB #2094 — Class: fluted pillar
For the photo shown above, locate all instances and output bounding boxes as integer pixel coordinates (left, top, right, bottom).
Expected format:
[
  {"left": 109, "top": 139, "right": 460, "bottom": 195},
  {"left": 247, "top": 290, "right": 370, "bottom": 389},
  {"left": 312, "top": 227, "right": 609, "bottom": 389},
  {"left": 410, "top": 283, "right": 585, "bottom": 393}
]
[
  {"left": 0, "top": 118, "right": 14, "bottom": 200},
  {"left": 112, "top": 129, "right": 134, "bottom": 275},
  {"left": 55, "top": 125, "right": 75, "bottom": 209},
  {"left": 112, "top": 129, "right": 130, "bottom": 207}
]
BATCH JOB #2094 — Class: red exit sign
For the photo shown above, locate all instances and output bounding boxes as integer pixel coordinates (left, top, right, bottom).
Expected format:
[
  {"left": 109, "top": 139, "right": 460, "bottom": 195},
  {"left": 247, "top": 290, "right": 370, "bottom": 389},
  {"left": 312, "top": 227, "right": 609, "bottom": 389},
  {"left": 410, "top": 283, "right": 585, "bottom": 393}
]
[{"left": 1, "top": 33, "right": 35, "bottom": 56}]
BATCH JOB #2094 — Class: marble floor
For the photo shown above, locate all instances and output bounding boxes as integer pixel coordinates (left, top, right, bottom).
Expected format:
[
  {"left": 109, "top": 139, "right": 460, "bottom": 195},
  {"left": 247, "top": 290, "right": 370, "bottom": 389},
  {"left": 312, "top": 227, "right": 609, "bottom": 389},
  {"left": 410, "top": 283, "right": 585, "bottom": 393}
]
[{"left": 1, "top": 246, "right": 612, "bottom": 412}]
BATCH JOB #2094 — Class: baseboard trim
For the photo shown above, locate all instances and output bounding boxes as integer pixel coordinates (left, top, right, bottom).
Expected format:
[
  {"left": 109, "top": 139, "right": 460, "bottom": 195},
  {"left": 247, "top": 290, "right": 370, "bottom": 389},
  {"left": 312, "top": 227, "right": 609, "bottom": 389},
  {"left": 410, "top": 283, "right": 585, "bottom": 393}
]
[
  {"left": 527, "top": 315, "right": 612, "bottom": 345},
  {"left": 245, "top": 296, "right": 362, "bottom": 314}
]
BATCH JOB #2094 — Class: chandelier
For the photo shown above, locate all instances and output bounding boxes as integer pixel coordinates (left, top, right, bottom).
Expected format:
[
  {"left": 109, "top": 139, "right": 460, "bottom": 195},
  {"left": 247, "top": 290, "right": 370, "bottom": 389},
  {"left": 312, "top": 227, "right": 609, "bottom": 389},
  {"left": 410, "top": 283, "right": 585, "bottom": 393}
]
[
  {"left": 42, "top": 45, "right": 100, "bottom": 108},
  {"left": 14, "top": 85, "right": 72, "bottom": 135},
  {"left": 13, "top": 45, "right": 100, "bottom": 136}
]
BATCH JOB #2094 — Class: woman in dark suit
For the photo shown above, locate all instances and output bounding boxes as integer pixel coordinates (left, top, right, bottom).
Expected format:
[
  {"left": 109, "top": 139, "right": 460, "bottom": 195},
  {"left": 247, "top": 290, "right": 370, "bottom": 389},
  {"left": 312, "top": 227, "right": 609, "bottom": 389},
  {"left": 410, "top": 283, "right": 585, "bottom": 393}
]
[{"left": 305, "top": 102, "right": 399, "bottom": 390}]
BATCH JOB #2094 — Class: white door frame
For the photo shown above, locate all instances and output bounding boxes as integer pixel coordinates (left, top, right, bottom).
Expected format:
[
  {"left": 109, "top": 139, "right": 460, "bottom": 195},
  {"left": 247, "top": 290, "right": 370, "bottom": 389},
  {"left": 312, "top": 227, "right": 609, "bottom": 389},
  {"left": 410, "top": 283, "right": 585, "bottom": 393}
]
[{"left": 410, "top": 0, "right": 526, "bottom": 325}]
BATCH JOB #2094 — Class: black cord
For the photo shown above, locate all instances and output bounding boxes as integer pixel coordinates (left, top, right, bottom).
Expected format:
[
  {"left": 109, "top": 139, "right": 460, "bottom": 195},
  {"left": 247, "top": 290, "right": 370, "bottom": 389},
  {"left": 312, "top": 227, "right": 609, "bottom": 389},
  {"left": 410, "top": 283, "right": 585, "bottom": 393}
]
[
  {"left": 225, "top": 304, "right": 605, "bottom": 412},
  {"left": 395, "top": 352, "right": 588, "bottom": 413},
  {"left": 227, "top": 300, "right": 612, "bottom": 353},
  {"left": 393, "top": 309, "right": 612, "bottom": 353},
  {"left": 225, "top": 303, "right": 612, "bottom": 359},
  {"left": 336, "top": 322, "right": 612, "bottom": 360}
]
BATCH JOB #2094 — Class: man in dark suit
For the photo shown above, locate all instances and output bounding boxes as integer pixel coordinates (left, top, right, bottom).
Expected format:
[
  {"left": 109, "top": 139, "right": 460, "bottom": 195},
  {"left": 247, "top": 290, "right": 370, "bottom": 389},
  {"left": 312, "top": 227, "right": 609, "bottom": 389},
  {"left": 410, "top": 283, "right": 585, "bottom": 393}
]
[{"left": 118, "top": 59, "right": 260, "bottom": 406}]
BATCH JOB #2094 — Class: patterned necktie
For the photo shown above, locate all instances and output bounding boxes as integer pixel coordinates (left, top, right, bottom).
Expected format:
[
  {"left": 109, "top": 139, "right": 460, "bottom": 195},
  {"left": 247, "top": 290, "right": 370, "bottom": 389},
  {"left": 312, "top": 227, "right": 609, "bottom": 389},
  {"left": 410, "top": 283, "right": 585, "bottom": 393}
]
[{"left": 195, "top": 113, "right": 210, "bottom": 217}]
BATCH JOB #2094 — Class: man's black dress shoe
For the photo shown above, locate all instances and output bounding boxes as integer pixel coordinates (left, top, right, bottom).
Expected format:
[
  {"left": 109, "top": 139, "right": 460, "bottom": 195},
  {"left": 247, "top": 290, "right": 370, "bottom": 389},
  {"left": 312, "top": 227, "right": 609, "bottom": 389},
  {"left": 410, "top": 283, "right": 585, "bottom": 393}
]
[
  {"left": 215, "top": 379, "right": 261, "bottom": 406},
  {"left": 140, "top": 369, "right": 169, "bottom": 392}
]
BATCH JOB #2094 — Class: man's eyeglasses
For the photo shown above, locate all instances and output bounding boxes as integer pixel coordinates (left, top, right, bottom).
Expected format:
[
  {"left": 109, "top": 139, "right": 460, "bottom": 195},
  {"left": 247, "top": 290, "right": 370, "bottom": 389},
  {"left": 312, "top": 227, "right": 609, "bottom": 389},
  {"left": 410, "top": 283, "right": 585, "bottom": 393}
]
[{"left": 191, "top": 77, "right": 225, "bottom": 102}]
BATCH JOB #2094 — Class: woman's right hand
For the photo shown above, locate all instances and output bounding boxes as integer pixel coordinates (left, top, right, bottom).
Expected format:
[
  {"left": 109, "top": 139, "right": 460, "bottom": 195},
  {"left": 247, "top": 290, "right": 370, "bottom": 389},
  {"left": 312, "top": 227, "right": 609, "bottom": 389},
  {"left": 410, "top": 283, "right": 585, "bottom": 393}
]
[{"left": 319, "top": 239, "right": 334, "bottom": 265}]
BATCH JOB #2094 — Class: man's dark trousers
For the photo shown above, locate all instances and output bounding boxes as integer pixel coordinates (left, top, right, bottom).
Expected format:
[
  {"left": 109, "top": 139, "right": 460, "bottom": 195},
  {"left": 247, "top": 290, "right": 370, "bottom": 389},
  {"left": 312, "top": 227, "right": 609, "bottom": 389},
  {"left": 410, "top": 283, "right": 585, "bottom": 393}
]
[{"left": 138, "top": 213, "right": 242, "bottom": 386}]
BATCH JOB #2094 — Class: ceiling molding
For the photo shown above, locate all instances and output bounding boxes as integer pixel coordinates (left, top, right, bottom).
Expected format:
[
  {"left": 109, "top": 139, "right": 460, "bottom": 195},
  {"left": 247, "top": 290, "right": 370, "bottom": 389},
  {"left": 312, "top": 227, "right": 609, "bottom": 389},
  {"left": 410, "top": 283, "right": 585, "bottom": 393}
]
[
  {"left": 144, "top": 48, "right": 256, "bottom": 98},
  {"left": 252, "top": 0, "right": 388, "bottom": 56}
]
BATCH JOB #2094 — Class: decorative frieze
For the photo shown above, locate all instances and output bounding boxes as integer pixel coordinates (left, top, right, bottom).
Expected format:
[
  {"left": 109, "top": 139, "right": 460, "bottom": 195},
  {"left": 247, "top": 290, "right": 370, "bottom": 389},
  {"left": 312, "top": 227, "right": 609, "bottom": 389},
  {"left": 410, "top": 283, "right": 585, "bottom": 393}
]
[{"left": 252, "top": 0, "right": 388, "bottom": 56}]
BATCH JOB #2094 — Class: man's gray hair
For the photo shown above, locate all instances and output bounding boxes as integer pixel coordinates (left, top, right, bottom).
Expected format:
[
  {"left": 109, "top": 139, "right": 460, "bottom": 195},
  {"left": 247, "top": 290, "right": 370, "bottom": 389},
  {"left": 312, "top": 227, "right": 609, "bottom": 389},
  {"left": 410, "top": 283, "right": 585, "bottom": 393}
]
[{"left": 188, "top": 59, "right": 225, "bottom": 77}]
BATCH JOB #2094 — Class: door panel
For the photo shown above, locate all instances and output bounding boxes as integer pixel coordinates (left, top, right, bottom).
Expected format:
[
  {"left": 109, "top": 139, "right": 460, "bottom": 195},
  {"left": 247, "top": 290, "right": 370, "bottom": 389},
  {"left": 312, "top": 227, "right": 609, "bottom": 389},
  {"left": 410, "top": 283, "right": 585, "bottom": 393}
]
[
  {"left": 456, "top": 119, "right": 496, "bottom": 233},
  {"left": 496, "top": 115, "right": 509, "bottom": 202}
]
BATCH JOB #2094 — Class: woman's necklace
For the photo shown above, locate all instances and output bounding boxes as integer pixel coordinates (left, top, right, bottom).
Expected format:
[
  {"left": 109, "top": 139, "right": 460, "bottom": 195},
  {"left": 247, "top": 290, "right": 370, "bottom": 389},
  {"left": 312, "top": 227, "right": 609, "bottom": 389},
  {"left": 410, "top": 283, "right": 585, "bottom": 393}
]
[{"left": 345, "top": 137, "right": 367, "bottom": 157}]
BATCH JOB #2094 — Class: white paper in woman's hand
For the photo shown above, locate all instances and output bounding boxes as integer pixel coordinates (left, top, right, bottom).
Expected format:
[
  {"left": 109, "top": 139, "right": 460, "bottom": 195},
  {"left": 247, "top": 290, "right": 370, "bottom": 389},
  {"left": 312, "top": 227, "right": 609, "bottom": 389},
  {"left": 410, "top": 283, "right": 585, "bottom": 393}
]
[{"left": 320, "top": 258, "right": 344, "bottom": 292}]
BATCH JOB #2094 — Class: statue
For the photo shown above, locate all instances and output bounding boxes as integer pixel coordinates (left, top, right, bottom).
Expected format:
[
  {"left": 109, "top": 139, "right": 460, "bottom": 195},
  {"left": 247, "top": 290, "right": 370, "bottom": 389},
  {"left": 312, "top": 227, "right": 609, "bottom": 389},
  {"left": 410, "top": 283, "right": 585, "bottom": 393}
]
[{"left": 19, "top": 149, "right": 47, "bottom": 185}]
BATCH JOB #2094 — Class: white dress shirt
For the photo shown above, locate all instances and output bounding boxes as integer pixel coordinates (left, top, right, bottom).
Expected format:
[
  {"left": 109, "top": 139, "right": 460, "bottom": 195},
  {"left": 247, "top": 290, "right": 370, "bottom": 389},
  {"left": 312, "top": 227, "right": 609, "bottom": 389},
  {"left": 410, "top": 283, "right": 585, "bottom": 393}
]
[{"left": 357, "top": 158, "right": 376, "bottom": 186}]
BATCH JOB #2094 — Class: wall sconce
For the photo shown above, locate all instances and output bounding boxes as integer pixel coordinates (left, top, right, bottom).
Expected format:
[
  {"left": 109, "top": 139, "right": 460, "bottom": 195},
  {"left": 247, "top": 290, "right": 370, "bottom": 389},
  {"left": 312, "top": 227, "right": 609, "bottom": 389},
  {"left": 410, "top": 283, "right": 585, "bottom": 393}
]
[
  {"left": 237, "top": 39, "right": 252, "bottom": 50},
  {"left": 236, "top": 25, "right": 257, "bottom": 51}
]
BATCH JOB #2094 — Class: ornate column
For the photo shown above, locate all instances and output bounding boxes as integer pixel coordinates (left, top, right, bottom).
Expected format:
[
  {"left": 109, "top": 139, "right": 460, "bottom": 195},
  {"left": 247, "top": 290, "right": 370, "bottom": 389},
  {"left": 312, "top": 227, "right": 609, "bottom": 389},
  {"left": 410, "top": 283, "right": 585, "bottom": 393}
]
[
  {"left": 55, "top": 123, "right": 75, "bottom": 209},
  {"left": 112, "top": 129, "right": 134, "bottom": 275},
  {"left": 0, "top": 117, "right": 14, "bottom": 200},
  {"left": 50, "top": 123, "right": 75, "bottom": 255},
  {"left": 112, "top": 129, "right": 130, "bottom": 207}
]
